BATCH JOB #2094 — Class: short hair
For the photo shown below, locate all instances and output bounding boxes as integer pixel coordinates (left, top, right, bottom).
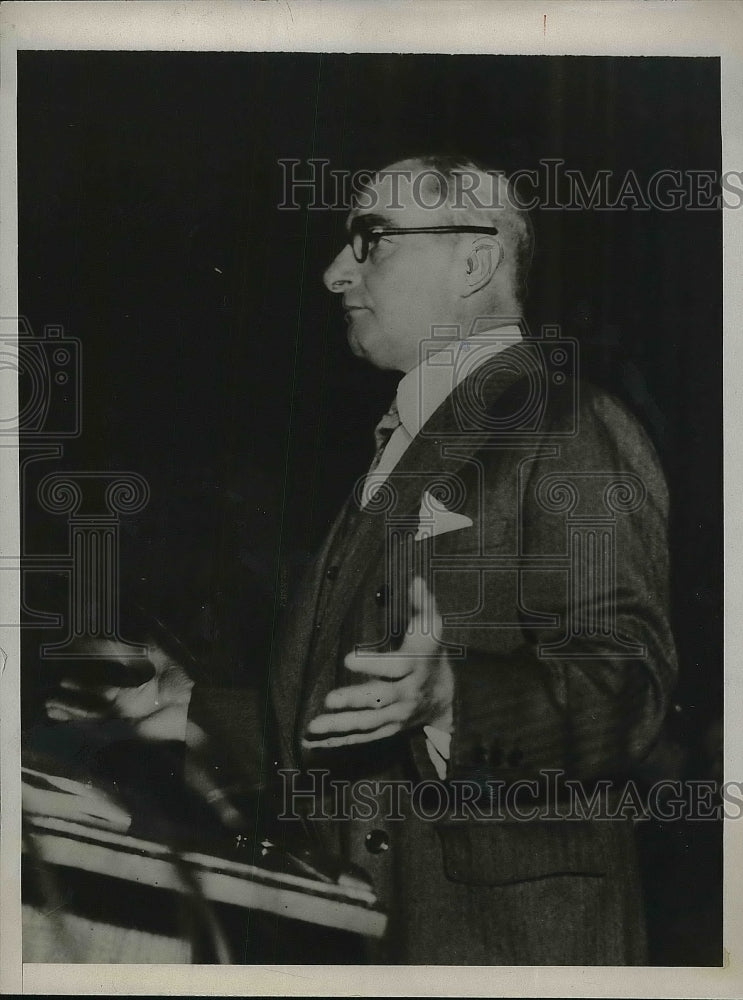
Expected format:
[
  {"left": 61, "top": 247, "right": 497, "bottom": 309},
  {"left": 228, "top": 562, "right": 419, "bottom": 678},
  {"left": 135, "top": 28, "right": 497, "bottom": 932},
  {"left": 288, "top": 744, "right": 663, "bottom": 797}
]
[{"left": 381, "top": 154, "right": 535, "bottom": 308}]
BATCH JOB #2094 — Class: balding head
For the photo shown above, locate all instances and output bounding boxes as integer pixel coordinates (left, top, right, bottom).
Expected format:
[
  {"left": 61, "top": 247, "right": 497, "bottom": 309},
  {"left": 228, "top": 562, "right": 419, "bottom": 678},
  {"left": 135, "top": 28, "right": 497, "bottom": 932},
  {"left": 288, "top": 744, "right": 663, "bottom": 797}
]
[{"left": 368, "top": 155, "right": 534, "bottom": 313}]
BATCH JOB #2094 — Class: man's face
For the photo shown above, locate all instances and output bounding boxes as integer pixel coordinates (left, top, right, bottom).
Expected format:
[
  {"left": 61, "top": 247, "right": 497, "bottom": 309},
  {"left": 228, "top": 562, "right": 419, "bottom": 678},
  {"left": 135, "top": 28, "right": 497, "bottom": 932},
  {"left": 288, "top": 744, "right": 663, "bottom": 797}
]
[{"left": 323, "top": 167, "right": 463, "bottom": 373}]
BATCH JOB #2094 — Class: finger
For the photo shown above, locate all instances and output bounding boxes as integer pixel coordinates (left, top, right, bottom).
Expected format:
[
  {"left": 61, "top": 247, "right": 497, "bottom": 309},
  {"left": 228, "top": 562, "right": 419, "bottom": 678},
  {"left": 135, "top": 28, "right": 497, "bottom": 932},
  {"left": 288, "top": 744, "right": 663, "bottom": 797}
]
[
  {"left": 344, "top": 650, "right": 413, "bottom": 679},
  {"left": 306, "top": 703, "right": 406, "bottom": 736},
  {"left": 324, "top": 681, "right": 397, "bottom": 711},
  {"left": 45, "top": 684, "right": 120, "bottom": 714},
  {"left": 58, "top": 678, "right": 87, "bottom": 692},
  {"left": 59, "top": 679, "right": 122, "bottom": 703},
  {"left": 301, "top": 722, "right": 402, "bottom": 749},
  {"left": 45, "top": 698, "right": 107, "bottom": 722}
]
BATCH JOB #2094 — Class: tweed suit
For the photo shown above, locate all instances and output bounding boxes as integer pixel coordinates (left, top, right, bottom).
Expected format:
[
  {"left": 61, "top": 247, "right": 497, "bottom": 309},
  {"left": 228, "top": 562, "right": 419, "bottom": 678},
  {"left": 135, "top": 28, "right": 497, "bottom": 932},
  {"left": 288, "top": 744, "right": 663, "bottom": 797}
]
[{"left": 189, "top": 341, "right": 677, "bottom": 963}]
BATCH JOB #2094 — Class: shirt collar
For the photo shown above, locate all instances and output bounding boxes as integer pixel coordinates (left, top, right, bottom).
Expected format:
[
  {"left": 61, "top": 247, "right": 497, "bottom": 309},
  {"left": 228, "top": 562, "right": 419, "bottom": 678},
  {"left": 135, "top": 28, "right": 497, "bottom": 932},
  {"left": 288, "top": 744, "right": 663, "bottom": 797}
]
[{"left": 395, "top": 324, "right": 523, "bottom": 438}]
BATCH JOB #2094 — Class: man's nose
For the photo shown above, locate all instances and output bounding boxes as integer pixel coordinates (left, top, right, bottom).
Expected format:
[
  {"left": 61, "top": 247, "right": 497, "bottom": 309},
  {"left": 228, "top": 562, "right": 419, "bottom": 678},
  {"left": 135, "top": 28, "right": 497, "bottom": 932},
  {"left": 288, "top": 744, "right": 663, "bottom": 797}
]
[{"left": 323, "top": 244, "right": 360, "bottom": 293}]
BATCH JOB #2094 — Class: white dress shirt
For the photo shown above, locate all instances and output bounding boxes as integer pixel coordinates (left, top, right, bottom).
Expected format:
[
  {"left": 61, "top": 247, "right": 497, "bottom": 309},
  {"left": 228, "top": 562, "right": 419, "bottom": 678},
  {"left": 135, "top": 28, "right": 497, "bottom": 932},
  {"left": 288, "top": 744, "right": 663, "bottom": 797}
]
[{"left": 361, "top": 325, "right": 524, "bottom": 777}]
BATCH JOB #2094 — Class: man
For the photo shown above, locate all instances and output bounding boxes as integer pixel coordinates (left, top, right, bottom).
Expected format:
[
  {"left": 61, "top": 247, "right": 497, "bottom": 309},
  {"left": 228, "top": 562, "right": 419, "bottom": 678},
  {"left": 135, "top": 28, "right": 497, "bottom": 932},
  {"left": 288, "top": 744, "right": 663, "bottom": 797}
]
[{"left": 47, "top": 155, "right": 677, "bottom": 964}]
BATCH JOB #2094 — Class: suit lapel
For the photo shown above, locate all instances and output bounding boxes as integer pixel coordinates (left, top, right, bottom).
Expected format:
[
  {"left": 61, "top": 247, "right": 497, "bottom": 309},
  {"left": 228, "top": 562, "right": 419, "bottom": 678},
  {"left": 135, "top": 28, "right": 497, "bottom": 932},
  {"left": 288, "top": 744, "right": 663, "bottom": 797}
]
[
  {"left": 316, "top": 343, "right": 537, "bottom": 634},
  {"left": 277, "top": 342, "right": 540, "bottom": 758}
]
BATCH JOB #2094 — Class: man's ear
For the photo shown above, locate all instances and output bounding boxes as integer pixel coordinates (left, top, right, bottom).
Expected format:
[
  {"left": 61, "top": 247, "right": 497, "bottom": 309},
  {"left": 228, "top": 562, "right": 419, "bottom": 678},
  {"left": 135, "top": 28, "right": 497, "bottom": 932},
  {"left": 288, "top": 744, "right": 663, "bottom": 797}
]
[{"left": 461, "top": 238, "right": 504, "bottom": 298}]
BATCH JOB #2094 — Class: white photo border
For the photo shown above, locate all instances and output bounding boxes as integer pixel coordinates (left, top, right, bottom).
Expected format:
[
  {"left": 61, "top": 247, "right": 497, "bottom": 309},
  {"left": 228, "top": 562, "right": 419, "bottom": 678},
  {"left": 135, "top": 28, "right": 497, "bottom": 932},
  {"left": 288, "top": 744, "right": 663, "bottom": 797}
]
[{"left": 1, "top": 1, "right": 741, "bottom": 996}]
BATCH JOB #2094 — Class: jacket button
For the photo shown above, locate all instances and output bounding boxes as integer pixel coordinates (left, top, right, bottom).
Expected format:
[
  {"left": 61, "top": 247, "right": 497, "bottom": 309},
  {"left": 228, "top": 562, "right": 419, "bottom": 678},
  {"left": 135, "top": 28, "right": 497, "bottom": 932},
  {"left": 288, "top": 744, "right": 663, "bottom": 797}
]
[
  {"left": 325, "top": 565, "right": 339, "bottom": 581},
  {"left": 374, "top": 585, "right": 389, "bottom": 606},
  {"left": 365, "top": 829, "right": 390, "bottom": 854}
]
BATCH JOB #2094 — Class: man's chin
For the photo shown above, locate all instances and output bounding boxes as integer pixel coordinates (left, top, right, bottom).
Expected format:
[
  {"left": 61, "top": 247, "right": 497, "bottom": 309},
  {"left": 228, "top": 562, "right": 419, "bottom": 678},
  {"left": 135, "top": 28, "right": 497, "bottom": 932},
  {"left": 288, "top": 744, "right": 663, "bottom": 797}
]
[
  {"left": 347, "top": 327, "right": 372, "bottom": 360},
  {"left": 346, "top": 326, "right": 400, "bottom": 371}
]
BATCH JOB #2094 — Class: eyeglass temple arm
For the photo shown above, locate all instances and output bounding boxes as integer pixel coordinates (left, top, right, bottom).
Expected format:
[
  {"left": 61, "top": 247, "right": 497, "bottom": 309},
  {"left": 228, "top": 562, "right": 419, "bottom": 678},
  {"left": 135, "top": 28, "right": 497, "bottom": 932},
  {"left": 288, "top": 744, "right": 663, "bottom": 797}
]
[{"left": 367, "top": 226, "right": 500, "bottom": 236}]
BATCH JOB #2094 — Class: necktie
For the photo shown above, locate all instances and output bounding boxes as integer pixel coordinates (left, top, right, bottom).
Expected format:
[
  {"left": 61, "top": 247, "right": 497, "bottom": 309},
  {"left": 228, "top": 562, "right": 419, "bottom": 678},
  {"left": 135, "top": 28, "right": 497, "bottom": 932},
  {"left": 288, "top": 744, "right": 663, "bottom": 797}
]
[{"left": 368, "top": 398, "right": 401, "bottom": 473}]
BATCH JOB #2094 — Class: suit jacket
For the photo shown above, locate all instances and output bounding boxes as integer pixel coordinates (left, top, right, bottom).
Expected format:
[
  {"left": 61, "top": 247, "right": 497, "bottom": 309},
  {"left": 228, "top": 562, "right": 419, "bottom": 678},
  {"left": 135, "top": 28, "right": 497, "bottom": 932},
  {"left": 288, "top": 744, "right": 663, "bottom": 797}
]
[{"left": 189, "top": 342, "right": 677, "bottom": 964}]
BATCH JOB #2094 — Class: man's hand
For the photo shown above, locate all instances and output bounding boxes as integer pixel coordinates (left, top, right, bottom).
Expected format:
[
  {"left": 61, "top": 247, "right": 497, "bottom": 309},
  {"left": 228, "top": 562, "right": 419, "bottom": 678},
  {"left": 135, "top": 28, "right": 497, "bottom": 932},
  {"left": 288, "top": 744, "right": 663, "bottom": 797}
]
[
  {"left": 302, "top": 577, "right": 454, "bottom": 749},
  {"left": 45, "top": 637, "right": 194, "bottom": 743}
]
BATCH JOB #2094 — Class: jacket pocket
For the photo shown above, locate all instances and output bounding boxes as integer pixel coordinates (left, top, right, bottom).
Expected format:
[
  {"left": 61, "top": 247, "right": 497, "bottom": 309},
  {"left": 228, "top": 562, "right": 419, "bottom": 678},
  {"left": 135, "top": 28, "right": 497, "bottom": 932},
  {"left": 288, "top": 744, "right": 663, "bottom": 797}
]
[{"left": 436, "top": 819, "right": 613, "bottom": 886}]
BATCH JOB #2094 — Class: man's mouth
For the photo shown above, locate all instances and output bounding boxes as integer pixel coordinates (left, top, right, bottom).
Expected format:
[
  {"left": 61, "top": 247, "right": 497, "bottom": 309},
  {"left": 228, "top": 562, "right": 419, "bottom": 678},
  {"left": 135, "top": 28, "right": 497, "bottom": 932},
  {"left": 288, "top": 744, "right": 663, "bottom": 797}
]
[{"left": 343, "top": 305, "right": 369, "bottom": 322}]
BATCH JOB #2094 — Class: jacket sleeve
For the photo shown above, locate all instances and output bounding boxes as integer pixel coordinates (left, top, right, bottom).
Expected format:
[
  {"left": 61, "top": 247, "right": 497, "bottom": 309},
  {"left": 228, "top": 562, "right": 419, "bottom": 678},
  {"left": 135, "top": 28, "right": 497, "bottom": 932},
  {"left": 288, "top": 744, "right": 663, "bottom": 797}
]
[{"left": 439, "top": 386, "right": 678, "bottom": 785}]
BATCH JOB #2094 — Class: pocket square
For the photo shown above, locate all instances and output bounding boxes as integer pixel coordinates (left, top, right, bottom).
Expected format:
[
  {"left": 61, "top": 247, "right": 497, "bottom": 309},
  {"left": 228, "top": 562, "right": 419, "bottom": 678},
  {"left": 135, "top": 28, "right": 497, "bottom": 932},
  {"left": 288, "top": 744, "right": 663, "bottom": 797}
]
[{"left": 414, "top": 490, "right": 473, "bottom": 542}]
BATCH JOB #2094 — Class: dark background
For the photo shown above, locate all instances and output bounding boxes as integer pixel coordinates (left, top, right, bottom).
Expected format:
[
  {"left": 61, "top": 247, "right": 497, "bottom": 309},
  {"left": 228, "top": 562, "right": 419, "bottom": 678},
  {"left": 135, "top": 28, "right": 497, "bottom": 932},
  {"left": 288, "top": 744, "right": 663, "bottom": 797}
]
[{"left": 18, "top": 52, "right": 722, "bottom": 964}]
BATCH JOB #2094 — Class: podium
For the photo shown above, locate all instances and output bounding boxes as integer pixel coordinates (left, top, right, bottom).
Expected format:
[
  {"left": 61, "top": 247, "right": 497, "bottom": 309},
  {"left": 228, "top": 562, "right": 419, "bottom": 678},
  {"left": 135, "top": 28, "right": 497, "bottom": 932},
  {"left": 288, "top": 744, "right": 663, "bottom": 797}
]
[
  {"left": 23, "top": 811, "right": 385, "bottom": 963},
  {"left": 21, "top": 735, "right": 386, "bottom": 964}
]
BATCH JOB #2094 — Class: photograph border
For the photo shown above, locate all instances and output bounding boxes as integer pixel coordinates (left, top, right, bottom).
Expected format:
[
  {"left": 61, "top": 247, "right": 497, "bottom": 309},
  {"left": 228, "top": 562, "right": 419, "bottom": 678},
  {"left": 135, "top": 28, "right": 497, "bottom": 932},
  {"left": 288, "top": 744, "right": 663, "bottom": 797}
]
[{"left": 1, "top": 1, "right": 741, "bottom": 996}]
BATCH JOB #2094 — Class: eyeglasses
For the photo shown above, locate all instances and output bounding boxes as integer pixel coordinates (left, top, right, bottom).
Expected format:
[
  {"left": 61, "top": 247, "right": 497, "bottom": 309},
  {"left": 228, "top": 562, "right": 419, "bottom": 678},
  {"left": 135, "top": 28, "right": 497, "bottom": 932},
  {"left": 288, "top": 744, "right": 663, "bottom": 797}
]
[{"left": 347, "top": 217, "right": 500, "bottom": 263}]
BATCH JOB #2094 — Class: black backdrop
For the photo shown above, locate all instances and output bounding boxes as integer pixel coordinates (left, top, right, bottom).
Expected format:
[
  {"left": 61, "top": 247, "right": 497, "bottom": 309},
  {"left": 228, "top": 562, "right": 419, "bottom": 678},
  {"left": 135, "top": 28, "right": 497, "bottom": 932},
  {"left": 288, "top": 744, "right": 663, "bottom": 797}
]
[{"left": 18, "top": 52, "right": 722, "bottom": 963}]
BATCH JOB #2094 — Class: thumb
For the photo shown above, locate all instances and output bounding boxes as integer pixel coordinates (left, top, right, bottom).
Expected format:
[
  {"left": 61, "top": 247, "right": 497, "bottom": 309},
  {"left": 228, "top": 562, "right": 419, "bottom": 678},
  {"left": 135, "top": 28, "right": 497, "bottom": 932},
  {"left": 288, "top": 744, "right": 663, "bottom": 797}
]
[{"left": 400, "top": 576, "right": 441, "bottom": 651}]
